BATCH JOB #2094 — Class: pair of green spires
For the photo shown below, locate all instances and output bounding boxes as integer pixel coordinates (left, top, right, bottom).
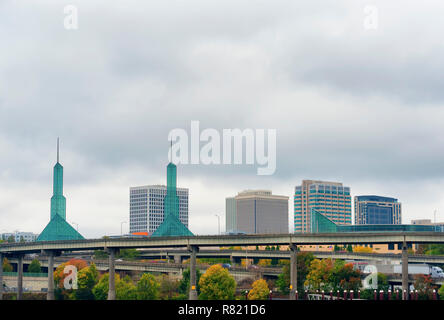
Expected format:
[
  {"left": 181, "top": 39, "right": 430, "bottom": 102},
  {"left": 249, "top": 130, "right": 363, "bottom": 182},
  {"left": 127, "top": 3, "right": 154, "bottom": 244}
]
[{"left": 37, "top": 139, "right": 192, "bottom": 241}]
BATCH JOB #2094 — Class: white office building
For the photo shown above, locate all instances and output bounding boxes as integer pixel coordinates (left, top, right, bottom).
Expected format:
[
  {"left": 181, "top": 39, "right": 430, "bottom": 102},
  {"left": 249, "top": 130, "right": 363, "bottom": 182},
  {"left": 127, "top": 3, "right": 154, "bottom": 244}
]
[
  {"left": 129, "top": 185, "right": 189, "bottom": 235},
  {"left": 1, "top": 231, "right": 38, "bottom": 242}
]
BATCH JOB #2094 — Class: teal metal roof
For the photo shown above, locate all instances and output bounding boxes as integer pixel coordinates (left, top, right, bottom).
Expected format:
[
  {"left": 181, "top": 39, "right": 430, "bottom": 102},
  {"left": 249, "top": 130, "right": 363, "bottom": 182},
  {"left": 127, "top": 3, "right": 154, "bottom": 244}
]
[{"left": 37, "top": 214, "right": 84, "bottom": 241}]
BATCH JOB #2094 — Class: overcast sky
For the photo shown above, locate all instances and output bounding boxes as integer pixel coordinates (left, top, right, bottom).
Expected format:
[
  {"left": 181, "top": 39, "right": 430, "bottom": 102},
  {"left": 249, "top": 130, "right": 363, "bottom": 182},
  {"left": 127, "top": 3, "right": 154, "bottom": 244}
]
[{"left": 1, "top": 1, "right": 444, "bottom": 238}]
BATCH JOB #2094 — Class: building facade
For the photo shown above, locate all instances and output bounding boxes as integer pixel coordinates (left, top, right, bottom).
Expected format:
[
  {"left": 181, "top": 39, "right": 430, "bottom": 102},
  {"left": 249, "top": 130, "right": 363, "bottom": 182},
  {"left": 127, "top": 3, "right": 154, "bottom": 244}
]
[
  {"left": 411, "top": 219, "right": 444, "bottom": 232},
  {"left": 129, "top": 185, "right": 189, "bottom": 235},
  {"left": 225, "top": 190, "right": 288, "bottom": 234},
  {"left": 294, "top": 180, "right": 352, "bottom": 233},
  {"left": 354, "top": 195, "right": 401, "bottom": 225},
  {"left": 1, "top": 231, "right": 38, "bottom": 242},
  {"left": 225, "top": 197, "right": 237, "bottom": 233}
]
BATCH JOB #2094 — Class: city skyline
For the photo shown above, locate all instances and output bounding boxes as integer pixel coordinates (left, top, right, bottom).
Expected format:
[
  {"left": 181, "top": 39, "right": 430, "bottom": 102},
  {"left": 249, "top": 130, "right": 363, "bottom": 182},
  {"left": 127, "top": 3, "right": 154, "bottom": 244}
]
[{"left": 1, "top": 1, "right": 444, "bottom": 238}]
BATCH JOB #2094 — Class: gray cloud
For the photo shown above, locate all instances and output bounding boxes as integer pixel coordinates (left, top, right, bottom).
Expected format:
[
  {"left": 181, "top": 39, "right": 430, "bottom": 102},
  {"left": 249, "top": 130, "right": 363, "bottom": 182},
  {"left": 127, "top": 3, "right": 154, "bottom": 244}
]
[{"left": 1, "top": 1, "right": 444, "bottom": 237}]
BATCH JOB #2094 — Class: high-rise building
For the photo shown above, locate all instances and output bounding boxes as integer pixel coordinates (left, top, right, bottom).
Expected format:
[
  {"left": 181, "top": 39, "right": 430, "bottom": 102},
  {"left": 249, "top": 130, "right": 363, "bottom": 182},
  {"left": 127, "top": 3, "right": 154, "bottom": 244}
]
[
  {"left": 225, "top": 197, "right": 237, "bottom": 233},
  {"left": 354, "top": 195, "right": 401, "bottom": 225},
  {"left": 130, "top": 164, "right": 191, "bottom": 236},
  {"left": 294, "top": 180, "right": 352, "bottom": 233},
  {"left": 225, "top": 190, "right": 288, "bottom": 234}
]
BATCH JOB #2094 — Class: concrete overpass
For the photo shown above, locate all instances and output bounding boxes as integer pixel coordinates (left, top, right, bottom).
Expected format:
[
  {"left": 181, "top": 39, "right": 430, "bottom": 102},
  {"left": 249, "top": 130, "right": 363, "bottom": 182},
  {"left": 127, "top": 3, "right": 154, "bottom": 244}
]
[
  {"left": 2, "top": 232, "right": 444, "bottom": 300},
  {"left": 135, "top": 249, "right": 444, "bottom": 264}
]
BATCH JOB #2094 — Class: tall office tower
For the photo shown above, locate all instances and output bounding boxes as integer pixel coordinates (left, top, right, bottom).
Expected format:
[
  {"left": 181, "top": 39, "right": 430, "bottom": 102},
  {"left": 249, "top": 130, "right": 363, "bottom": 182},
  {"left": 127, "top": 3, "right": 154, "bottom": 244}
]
[
  {"left": 225, "top": 197, "right": 237, "bottom": 233},
  {"left": 129, "top": 184, "right": 189, "bottom": 235},
  {"left": 129, "top": 162, "right": 190, "bottom": 236},
  {"left": 354, "top": 195, "right": 402, "bottom": 225},
  {"left": 294, "top": 180, "right": 352, "bottom": 233},
  {"left": 226, "top": 190, "right": 288, "bottom": 234}
]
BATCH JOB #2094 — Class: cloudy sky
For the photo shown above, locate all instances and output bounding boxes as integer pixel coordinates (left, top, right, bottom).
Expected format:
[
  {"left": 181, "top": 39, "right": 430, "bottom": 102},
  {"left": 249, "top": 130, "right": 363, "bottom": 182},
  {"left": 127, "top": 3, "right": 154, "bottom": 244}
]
[{"left": 1, "top": 1, "right": 444, "bottom": 238}]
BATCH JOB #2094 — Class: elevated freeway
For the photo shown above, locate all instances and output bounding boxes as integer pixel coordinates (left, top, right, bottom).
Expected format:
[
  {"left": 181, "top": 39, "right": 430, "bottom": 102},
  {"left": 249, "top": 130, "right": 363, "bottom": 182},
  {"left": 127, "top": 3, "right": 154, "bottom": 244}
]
[{"left": 1, "top": 232, "right": 444, "bottom": 300}]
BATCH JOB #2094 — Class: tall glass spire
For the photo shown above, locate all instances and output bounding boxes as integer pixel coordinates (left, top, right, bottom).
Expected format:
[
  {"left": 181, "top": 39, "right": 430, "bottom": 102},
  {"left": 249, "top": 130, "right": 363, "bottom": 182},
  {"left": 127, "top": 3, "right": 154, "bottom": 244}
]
[
  {"left": 50, "top": 138, "right": 66, "bottom": 220},
  {"left": 37, "top": 139, "right": 84, "bottom": 241},
  {"left": 152, "top": 160, "right": 193, "bottom": 237}
]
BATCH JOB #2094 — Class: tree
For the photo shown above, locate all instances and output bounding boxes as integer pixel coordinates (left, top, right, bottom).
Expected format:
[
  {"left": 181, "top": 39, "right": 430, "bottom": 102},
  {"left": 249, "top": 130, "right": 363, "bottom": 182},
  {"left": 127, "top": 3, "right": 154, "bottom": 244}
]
[
  {"left": 304, "top": 258, "right": 361, "bottom": 292},
  {"left": 353, "top": 246, "right": 373, "bottom": 253},
  {"left": 94, "top": 250, "right": 109, "bottom": 259},
  {"left": 2, "top": 258, "right": 13, "bottom": 272},
  {"left": 179, "top": 268, "right": 202, "bottom": 296},
  {"left": 117, "top": 249, "right": 140, "bottom": 260},
  {"left": 92, "top": 273, "right": 114, "bottom": 300},
  {"left": 276, "top": 252, "right": 314, "bottom": 295},
  {"left": 117, "top": 275, "right": 137, "bottom": 300},
  {"left": 413, "top": 274, "right": 436, "bottom": 300},
  {"left": 346, "top": 245, "right": 353, "bottom": 253},
  {"left": 28, "top": 259, "right": 42, "bottom": 273},
  {"left": 136, "top": 273, "right": 159, "bottom": 300},
  {"left": 158, "top": 274, "right": 179, "bottom": 300},
  {"left": 248, "top": 279, "right": 269, "bottom": 300},
  {"left": 439, "top": 283, "right": 444, "bottom": 300},
  {"left": 198, "top": 264, "right": 236, "bottom": 300},
  {"left": 74, "top": 263, "right": 99, "bottom": 300},
  {"left": 54, "top": 258, "right": 88, "bottom": 289}
]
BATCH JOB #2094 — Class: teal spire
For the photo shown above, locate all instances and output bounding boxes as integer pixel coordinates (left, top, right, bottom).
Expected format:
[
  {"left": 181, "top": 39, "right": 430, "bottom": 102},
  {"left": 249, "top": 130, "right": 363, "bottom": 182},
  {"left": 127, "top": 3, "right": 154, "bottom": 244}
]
[
  {"left": 37, "top": 139, "right": 84, "bottom": 242},
  {"left": 50, "top": 138, "right": 66, "bottom": 220},
  {"left": 152, "top": 161, "right": 193, "bottom": 237}
]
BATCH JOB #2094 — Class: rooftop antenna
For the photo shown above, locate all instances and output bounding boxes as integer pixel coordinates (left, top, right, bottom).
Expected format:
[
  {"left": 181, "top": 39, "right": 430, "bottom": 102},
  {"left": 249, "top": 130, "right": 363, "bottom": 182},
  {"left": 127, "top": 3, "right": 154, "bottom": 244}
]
[
  {"left": 169, "top": 138, "right": 172, "bottom": 163},
  {"left": 57, "top": 137, "right": 60, "bottom": 163}
]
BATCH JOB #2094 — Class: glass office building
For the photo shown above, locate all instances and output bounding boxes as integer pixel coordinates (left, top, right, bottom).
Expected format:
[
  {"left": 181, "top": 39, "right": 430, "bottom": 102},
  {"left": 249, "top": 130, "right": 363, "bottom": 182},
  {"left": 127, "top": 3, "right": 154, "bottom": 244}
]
[
  {"left": 311, "top": 209, "right": 439, "bottom": 233},
  {"left": 294, "top": 180, "right": 352, "bottom": 233},
  {"left": 355, "top": 195, "right": 401, "bottom": 225}
]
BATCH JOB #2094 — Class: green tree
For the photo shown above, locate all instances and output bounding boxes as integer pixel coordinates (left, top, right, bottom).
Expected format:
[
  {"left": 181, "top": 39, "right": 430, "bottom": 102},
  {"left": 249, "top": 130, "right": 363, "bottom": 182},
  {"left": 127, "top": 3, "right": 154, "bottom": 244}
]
[
  {"left": 248, "top": 279, "right": 269, "bottom": 300},
  {"left": 117, "top": 275, "right": 137, "bottom": 300},
  {"left": 28, "top": 259, "right": 42, "bottom": 273},
  {"left": 347, "top": 245, "right": 353, "bottom": 253},
  {"left": 179, "top": 268, "right": 202, "bottom": 296},
  {"left": 158, "top": 274, "right": 179, "bottom": 300},
  {"left": 74, "top": 263, "right": 99, "bottom": 300},
  {"left": 2, "top": 258, "right": 13, "bottom": 272},
  {"left": 117, "top": 249, "right": 140, "bottom": 260},
  {"left": 136, "top": 273, "right": 159, "bottom": 300},
  {"left": 198, "top": 264, "right": 236, "bottom": 300},
  {"left": 92, "top": 273, "right": 118, "bottom": 300},
  {"left": 439, "top": 283, "right": 444, "bottom": 300},
  {"left": 276, "top": 252, "right": 314, "bottom": 295},
  {"left": 94, "top": 250, "right": 109, "bottom": 259}
]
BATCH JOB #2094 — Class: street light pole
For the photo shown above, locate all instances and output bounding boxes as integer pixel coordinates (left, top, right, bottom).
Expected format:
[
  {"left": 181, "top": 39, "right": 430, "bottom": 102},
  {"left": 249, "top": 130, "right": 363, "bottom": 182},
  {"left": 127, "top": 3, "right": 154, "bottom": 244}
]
[
  {"left": 121, "top": 221, "right": 127, "bottom": 236},
  {"left": 214, "top": 214, "right": 220, "bottom": 235}
]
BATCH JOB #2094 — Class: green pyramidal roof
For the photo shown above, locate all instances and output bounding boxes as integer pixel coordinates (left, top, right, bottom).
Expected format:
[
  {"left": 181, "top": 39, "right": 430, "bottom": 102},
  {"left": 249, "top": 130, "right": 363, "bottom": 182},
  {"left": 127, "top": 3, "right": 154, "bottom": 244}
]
[
  {"left": 37, "top": 214, "right": 84, "bottom": 241},
  {"left": 151, "top": 213, "right": 193, "bottom": 237}
]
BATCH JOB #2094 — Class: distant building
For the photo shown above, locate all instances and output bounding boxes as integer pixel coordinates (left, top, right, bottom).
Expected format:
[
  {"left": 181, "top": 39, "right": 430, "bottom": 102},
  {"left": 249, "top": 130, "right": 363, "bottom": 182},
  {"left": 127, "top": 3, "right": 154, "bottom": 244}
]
[
  {"left": 1, "top": 231, "right": 38, "bottom": 243},
  {"left": 129, "top": 184, "right": 189, "bottom": 235},
  {"left": 225, "top": 197, "right": 237, "bottom": 233},
  {"left": 354, "top": 195, "right": 402, "bottom": 225},
  {"left": 311, "top": 209, "right": 437, "bottom": 233},
  {"left": 294, "top": 180, "right": 352, "bottom": 233},
  {"left": 411, "top": 219, "right": 444, "bottom": 232},
  {"left": 225, "top": 190, "right": 288, "bottom": 234}
]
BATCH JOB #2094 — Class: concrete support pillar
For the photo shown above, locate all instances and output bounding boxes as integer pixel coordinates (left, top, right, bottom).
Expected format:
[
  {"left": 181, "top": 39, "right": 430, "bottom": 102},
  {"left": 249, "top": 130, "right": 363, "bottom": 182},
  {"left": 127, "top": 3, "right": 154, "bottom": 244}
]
[
  {"left": 289, "top": 244, "right": 297, "bottom": 300},
  {"left": 174, "top": 255, "right": 181, "bottom": 264},
  {"left": 108, "top": 248, "right": 116, "bottom": 300},
  {"left": 402, "top": 241, "right": 409, "bottom": 300},
  {"left": 0, "top": 253, "right": 3, "bottom": 301},
  {"left": 189, "top": 246, "right": 198, "bottom": 300},
  {"left": 47, "top": 251, "right": 55, "bottom": 300},
  {"left": 17, "top": 255, "right": 23, "bottom": 300}
]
